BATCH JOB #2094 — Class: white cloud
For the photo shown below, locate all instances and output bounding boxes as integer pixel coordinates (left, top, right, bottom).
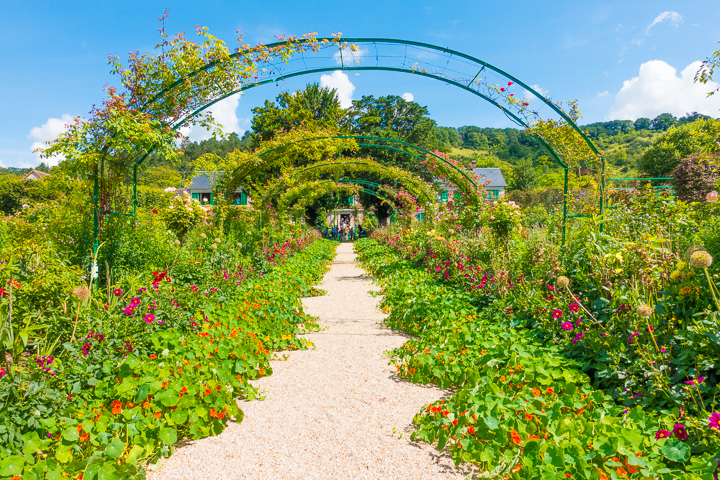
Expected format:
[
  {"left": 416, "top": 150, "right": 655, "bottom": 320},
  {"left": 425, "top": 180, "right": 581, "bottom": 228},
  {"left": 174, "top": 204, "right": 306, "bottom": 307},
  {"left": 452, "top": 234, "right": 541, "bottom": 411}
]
[
  {"left": 646, "top": 11, "right": 683, "bottom": 34},
  {"left": 401, "top": 92, "right": 414, "bottom": 102},
  {"left": 607, "top": 60, "right": 720, "bottom": 120},
  {"left": 333, "top": 46, "right": 365, "bottom": 66},
  {"left": 28, "top": 114, "right": 72, "bottom": 166},
  {"left": 180, "top": 93, "right": 242, "bottom": 142},
  {"left": 597, "top": 91, "right": 611, "bottom": 97},
  {"left": 525, "top": 84, "right": 549, "bottom": 100},
  {"left": 320, "top": 71, "right": 356, "bottom": 109}
]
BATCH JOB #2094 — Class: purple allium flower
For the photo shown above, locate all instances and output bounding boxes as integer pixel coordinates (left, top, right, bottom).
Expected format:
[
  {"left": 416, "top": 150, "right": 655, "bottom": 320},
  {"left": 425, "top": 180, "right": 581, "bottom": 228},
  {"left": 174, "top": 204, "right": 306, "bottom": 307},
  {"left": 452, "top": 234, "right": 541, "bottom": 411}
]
[
  {"left": 673, "top": 423, "right": 688, "bottom": 441},
  {"left": 561, "top": 321, "right": 574, "bottom": 331}
]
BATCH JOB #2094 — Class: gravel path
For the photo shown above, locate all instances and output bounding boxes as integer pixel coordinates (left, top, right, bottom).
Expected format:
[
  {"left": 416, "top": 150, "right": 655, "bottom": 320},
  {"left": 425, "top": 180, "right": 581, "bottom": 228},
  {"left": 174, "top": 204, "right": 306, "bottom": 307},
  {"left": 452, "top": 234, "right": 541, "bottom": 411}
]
[{"left": 149, "top": 242, "right": 468, "bottom": 480}]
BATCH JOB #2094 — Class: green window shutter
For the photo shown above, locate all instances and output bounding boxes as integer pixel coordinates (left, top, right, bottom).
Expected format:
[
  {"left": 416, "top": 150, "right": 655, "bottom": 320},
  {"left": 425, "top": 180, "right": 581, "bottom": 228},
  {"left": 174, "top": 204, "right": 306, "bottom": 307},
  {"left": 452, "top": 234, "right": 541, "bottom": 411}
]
[
  {"left": 191, "top": 192, "right": 199, "bottom": 200},
  {"left": 208, "top": 193, "right": 214, "bottom": 205},
  {"left": 240, "top": 192, "right": 247, "bottom": 206},
  {"left": 440, "top": 191, "right": 448, "bottom": 201}
]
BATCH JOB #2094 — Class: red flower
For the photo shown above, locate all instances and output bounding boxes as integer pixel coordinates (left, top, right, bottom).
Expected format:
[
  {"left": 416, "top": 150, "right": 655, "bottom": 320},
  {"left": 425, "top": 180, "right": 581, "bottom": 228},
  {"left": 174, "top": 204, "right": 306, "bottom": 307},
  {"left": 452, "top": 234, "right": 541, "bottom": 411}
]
[
  {"left": 152, "top": 209, "right": 159, "bottom": 214},
  {"left": 467, "top": 426, "right": 475, "bottom": 434},
  {"left": 511, "top": 430, "right": 522, "bottom": 444},
  {"left": 150, "top": 354, "right": 157, "bottom": 360}
]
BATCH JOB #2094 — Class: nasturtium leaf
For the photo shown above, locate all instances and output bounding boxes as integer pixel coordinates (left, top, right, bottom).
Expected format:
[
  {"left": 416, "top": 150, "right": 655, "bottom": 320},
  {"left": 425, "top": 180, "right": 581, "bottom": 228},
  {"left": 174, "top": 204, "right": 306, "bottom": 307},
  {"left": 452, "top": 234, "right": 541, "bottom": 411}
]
[
  {"left": 157, "top": 389, "right": 179, "bottom": 407},
  {"left": 97, "top": 464, "right": 119, "bottom": 480},
  {"left": 484, "top": 416, "right": 500, "bottom": 429},
  {"left": 63, "top": 426, "right": 79, "bottom": 442},
  {"left": 125, "top": 445, "right": 145, "bottom": 466},
  {"left": 543, "top": 445, "right": 565, "bottom": 468},
  {"left": 54, "top": 446, "right": 73, "bottom": 464},
  {"left": 135, "top": 383, "right": 150, "bottom": 402},
  {"left": 159, "top": 427, "right": 178, "bottom": 445},
  {"left": 22, "top": 431, "right": 44, "bottom": 455},
  {"left": 660, "top": 439, "right": 691, "bottom": 463},
  {"left": 0, "top": 456, "right": 25, "bottom": 476},
  {"left": 104, "top": 438, "right": 125, "bottom": 459},
  {"left": 171, "top": 408, "right": 188, "bottom": 424}
]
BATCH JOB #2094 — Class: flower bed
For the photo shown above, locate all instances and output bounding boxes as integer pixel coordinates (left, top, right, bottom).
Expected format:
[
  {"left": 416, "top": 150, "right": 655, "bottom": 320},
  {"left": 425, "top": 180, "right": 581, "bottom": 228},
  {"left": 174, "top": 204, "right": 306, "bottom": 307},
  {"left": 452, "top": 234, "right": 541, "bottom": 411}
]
[
  {"left": 356, "top": 238, "right": 720, "bottom": 479},
  {"left": 0, "top": 238, "right": 335, "bottom": 480}
]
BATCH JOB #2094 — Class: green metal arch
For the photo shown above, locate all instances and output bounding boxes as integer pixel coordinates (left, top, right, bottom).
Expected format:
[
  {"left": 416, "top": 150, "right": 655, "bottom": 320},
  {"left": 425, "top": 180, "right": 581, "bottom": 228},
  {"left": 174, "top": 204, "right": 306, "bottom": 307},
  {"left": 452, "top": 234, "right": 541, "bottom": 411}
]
[
  {"left": 140, "top": 37, "right": 598, "bottom": 158},
  {"left": 261, "top": 159, "right": 433, "bottom": 207},
  {"left": 158, "top": 65, "right": 567, "bottom": 170}
]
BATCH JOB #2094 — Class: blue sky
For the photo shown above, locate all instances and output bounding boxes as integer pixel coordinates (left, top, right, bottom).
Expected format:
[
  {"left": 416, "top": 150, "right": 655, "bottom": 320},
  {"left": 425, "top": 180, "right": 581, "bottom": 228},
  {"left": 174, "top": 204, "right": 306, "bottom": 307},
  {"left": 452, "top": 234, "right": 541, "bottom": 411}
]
[{"left": 1, "top": 0, "right": 719, "bottom": 168}]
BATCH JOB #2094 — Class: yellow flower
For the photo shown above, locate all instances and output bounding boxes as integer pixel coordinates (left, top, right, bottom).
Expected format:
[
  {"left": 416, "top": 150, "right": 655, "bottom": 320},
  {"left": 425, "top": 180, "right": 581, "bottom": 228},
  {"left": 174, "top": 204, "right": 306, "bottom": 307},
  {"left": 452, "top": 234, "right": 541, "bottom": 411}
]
[
  {"left": 670, "top": 270, "right": 681, "bottom": 281},
  {"left": 680, "top": 286, "right": 693, "bottom": 296}
]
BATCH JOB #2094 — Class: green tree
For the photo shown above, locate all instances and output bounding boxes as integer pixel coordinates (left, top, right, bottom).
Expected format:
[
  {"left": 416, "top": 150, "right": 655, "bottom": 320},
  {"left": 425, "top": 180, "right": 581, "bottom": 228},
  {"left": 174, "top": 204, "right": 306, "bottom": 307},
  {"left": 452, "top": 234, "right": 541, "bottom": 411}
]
[
  {"left": 650, "top": 113, "right": 678, "bottom": 131},
  {"left": 509, "top": 158, "right": 539, "bottom": 191},
  {"left": 251, "top": 83, "right": 346, "bottom": 143},
  {"left": 344, "top": 95, "right": 437, "bottom": 175},
  {"left": 634, "top": 117, "right": 652, "bottom": 130},
  {"left": 139, "top": 165, "right": 182, "bottom": 188},
  {"left": 639, "top": 119, "right": 719, "bottom": 177}
]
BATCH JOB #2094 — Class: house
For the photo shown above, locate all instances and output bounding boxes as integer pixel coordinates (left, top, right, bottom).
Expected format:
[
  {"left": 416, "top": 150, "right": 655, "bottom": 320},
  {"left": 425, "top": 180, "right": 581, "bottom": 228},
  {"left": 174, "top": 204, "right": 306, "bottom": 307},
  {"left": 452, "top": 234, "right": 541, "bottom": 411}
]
[
  {"left": 438, "top": 167, "right": 507, "bottom": 202},
  {"left": 475, "top": 168, "right": 507, "bottom": 199},
  {"left": 187, "top": 173, "right": 249, "bottom": 205},
  {"left": 22, "top": 169, "right": 51, "bottom": 181}
]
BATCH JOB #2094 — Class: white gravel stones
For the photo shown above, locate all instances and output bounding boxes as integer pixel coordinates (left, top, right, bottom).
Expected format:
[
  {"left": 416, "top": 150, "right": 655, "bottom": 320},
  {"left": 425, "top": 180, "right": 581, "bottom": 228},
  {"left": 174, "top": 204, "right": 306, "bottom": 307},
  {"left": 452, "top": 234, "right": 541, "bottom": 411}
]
[{"left": 149, "top": 242, "right": 468, "bottom": 480}]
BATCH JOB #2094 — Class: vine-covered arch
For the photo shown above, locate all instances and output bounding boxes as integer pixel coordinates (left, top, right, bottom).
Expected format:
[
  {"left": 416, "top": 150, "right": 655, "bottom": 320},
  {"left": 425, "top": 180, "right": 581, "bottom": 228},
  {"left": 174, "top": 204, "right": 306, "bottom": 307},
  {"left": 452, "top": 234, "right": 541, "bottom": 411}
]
[
  {"left": 85, "top": 36, "right": 607, "bottom": 247},
  {"left": 259, "top": 157, "right": 434, "bottom": 210}
]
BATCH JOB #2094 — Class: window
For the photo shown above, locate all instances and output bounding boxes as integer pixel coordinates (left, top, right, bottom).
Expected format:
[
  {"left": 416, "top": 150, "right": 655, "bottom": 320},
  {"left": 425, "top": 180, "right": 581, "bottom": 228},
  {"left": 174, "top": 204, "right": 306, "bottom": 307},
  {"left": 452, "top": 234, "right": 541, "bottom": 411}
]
[
  {"left": 240, "top": 192, "right": 247, "bottom": 206},
  {"left": 191, "top": 192, "right": 199, "bottom": 201},
  {"left": 440, "top": 191, "right": 448, "bottom": 202}
]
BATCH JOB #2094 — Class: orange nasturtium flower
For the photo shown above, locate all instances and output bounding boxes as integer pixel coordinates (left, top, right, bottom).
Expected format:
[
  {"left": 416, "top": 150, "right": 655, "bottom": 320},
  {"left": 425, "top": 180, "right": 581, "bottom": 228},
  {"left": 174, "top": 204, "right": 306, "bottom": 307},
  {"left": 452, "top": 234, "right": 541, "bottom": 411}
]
[
  {"left": 258, "top": 369, "right": 265, "bottom": 375},
  {"left": 111, "top": 400, "right": 122, "bottom": 415},
  {"left": 525, "top": 413, "right": 533, "bottom": 421},
  {"left": 210, "top": 409, "right": 217, "bottom": 418},
  {"left": 511, "top": 430, "right": 522, "bottom": 445},
  {"left": 143, "top": 402, "right": 151, "bottom": 409},
  {"left": 154, "top": 411, "right": 162, "bottom": 419},
  {"left": 532, "top": 388, "right": 541, "bottom": 397},
  {"left": 150, "top": 354, "right": 157, "bottom": 360},
  {"left": 204, "top": 388, "right": 211, "bottom": 396},
  {"left": 545, "top": 387, "right": 554, "bottom": 394},
  {"left": 80, "top": 433, "right": 90, "bottom": 442}
]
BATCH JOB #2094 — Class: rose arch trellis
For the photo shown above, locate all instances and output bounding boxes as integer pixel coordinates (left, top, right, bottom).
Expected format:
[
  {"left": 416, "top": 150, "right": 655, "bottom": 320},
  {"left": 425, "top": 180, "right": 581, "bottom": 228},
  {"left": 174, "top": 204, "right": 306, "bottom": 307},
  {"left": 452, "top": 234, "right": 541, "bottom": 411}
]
[{"left": 96, "top": 37, "right": 606, "bottom": 246}]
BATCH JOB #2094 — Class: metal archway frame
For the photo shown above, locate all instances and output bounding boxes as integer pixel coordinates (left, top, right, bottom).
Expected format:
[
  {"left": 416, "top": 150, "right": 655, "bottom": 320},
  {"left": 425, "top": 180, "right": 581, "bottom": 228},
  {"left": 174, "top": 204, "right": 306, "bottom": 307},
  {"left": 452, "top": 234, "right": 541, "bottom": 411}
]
[
  {"left": 101, "top": 36, "right": 606, "bottom": 249},
  {"left": 260, "top": 158, "right": 435, "bottom": 209}
]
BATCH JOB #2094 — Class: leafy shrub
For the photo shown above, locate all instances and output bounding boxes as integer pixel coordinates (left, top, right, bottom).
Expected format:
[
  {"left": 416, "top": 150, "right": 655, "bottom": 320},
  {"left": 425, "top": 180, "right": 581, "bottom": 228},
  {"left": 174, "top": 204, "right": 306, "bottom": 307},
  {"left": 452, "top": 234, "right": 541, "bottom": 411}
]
[{"left": 672, "top": 153, "right": 720, "bottom": 203}]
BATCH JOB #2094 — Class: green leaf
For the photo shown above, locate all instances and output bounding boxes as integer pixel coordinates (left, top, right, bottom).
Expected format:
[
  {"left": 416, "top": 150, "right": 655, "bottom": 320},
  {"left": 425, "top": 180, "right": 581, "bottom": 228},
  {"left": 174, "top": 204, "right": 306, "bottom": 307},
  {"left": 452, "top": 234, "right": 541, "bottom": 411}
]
[
  {"left": 126, "top": 445, "right": 145, "bottom": 466},
  {"left": 54, "top": 445, "right": 73, "bottom": 464},
  {"left": 171, "top": 408, "right": 188, "bottom": 424},
  {"left": 98, "top": 464, "right": 119, "bottom": 480},
  {"left": 135, "top": 383, "right": 150, "bottom": 402},
  {"left": 660, "top": 439, "right": 691, "bottom": 463},
  {"left": 544, "top": 445, "right": 565, "bottom": 469},
  {"left": 159, "top": 427, "right": 178, "bottom": 445},
  {"left": 63, "top": 426, "right": 79, "bottom": 442},
  {"left": 157, "top": 389, "right": 180, "bottom": 407},
  {"left": 84, "top": 463, "right": 101, "bottom": 480},
  {"left": 0, "top": 456, "right": 25, "bottom": 476},
  {"left": 484, "top": 416, "right": 500, "bottom": 429},
  {"left": 104, "top": 438, "right": 125, "bottom": 459},
  {"left": 437, "top": 428, "right": 449, "bottom": 451},
  {"left": 21, "top": 431, "right": 44, "bottom": 455}
]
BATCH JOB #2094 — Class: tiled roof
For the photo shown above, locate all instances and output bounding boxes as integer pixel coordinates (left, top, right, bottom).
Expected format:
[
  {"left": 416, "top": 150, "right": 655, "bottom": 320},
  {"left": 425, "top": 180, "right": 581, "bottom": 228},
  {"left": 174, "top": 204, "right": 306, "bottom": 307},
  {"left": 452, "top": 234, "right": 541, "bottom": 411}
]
[{"left": 475, "top": 168, "right": 507, "bottom": 188}]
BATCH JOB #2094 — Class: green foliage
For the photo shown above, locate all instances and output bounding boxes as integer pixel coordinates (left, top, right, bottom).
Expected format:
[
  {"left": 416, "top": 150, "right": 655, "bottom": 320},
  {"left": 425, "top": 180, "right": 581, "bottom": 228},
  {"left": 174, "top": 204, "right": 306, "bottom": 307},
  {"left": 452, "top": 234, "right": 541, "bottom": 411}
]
[
  {"left": 509, "top": 158, "right": 539, "bottom": 191},
  {"left": 355, "top": 239, "right": 720, "bottom": 479},
  {"left": 0, "top": 219, "right": 334, "bottom": 479},
  {"left": 251, "top": 83, "right": 347, "bottom": 143},
  {"left": 139, "top": 166, "right": 182, "bottom": 188},
  {"left": 639, "top": 119, "right": 720, "bottom": 177},
  {"left": 346, "top": 95, "right": 437, "bottom": 176}
]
